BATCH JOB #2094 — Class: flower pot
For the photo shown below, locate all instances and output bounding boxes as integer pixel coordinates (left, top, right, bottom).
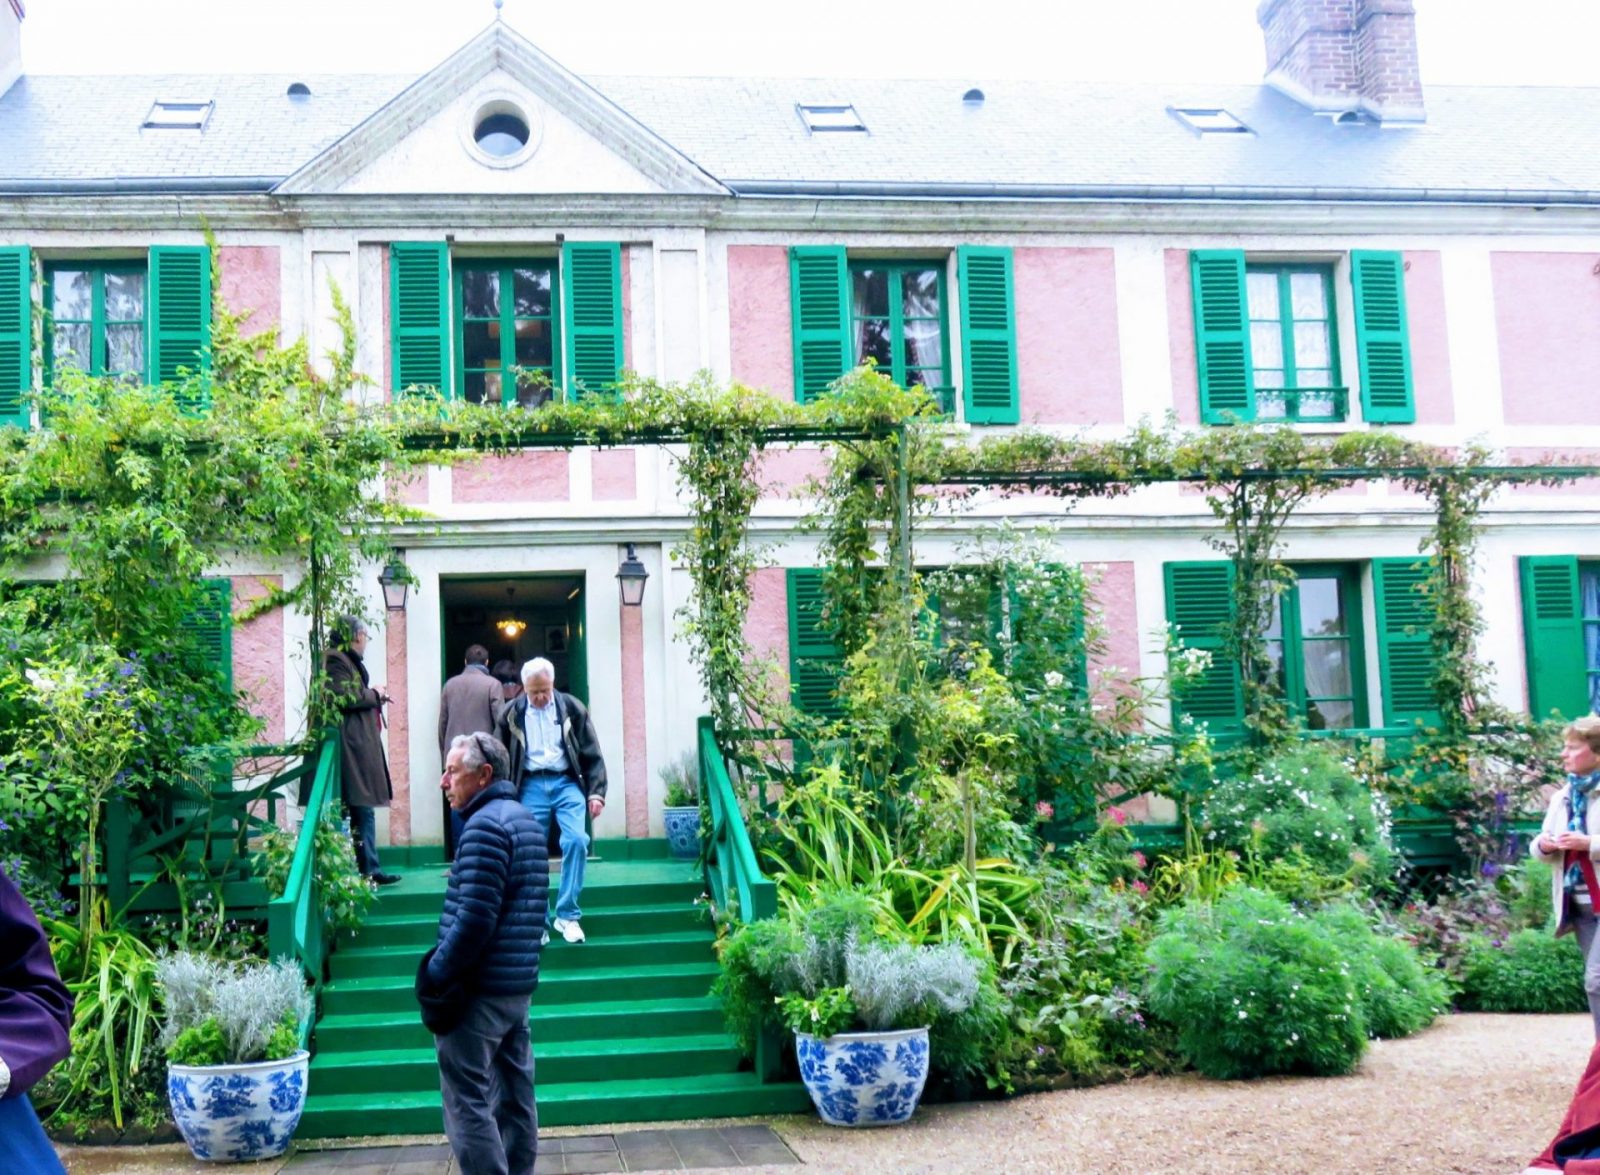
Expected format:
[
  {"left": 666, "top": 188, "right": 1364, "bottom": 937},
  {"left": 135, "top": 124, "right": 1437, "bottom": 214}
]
[
  {"left": 661, "top": 805, "right": 701, "bottom": 860},
  {"left": 794, "top": 1027, "right": 930, "bottom": 1127},
  {"left": 166, "top": 1050, "right": 309, "bottom": 1162}
]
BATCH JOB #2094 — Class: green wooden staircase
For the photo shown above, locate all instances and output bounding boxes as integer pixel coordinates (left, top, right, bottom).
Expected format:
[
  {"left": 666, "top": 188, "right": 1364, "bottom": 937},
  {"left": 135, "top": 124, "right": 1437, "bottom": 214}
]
[{"left": 297, "top": 840, "right": 810, "bottom": 1138}]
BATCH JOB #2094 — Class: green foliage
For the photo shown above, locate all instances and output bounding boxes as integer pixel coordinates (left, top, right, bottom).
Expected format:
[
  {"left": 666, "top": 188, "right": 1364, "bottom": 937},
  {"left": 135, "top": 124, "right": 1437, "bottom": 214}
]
[
  {"left": 166, "top": 1018, "right": 229, "bottom": 1067},
  {"left": 659, "top": 750, "right": 699, "bottom": 808},
  {"left": 711, "top": 915, "right": 805, "bottom": 1056},
  {"left": 1508, "top": 856, "right": 1555, "bottom": 932},
  {"left": 260, "top": 803, "right": 376, "bottom": 936},
  {"left": 1145, "top": 887, "right": 1369, "bottom": 1079},
  {"left": 777, "top": 988, "right": 857, "bottom": 1038},
  {"left": 155, "top": 952, "right": 311, "bottom": 1064},
  {"left": 1312, "top": 905, "right": 1448, "bottom": 1038},
  {"left": 1459, "top": 929, "right": 1587, "bottom": 1014}
]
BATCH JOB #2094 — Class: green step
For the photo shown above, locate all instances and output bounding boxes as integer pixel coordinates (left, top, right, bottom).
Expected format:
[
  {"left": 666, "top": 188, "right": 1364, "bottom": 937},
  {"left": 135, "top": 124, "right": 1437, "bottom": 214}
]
[
  {"left": 328, "top": 932, "right": 715, "bottom": 981},
  {"left": 309, "top": 1033, "right": 742, "bottom": 1093},
  {"left": 363, "top": 871, "right": 703, "bottom": 918},
  {"left": 321, "top": 962, "right": 722, "bottom": 1016},
  {"left": 349, "top": 902, "right": 711, "bottom": 949},
  {"left": 314, "top": 996, "right": 729, "bottom": 1053},
  {"left": 297, "top": 1072, "right": 813, "bottom": 1138}
]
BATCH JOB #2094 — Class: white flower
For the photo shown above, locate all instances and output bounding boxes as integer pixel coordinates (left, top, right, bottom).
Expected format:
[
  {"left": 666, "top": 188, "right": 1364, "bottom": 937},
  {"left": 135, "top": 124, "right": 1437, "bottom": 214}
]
[
  {"left": 1238, "top": 1010, "right": 1248, "bottom": 1019},
  {"left": 24, "top": 668, "right": 55, "bottom": 692},
  {"left": 1044, "top": 670, "right": 1065, "bottom": 688}
]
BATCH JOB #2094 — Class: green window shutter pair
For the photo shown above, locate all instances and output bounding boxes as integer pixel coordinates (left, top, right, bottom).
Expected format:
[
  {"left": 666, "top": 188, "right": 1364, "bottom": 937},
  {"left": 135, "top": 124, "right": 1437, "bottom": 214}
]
[
  {"left": 1190, "top": 249, "right": 1413, "bottom": 424},
  {"left": 1162, "top": 562, "right": 1246, "bottom": 735},
  {"left": 1371, "top": 558, "right": 1441, "bottom": 728},
  {"left": 1519, "top": 555, "right": 1590, "bottom": 721},
  {"left": 787, "top": 568, "right": 845, "bottom": 720},
  {"left": 0, "top": 246, "right": 31, "bottom": 429},
  {"left": 391, "top": 241, "right": 623, "bottom": 401},
  {"left": 148, "top": 245, "right": 213, "bottom": 410},
  {"left": 787, "top": 245, "right": 1017, "bottom": 422},
  {"left": 181, "top": 578, "right": 234, "bottom": 694}
]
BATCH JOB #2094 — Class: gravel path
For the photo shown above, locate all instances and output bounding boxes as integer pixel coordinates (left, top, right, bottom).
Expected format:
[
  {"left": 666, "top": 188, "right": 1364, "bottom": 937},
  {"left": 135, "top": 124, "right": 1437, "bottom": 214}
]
[{"left": 57, "top": 1013, "right": 1591, "bottom": 1174}]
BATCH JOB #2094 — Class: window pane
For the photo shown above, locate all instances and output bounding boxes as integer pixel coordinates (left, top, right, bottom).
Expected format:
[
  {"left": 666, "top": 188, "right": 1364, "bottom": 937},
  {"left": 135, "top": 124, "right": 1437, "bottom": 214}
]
[
  {"left": 852, "top": 268, "right": 889, "bottom": 318},
  {"left": 51, "top": 271, "right": 91, "bottom": 320},
  {"left": 901, "top": 268, "right": 941, "bottom": 319},
  {"left": 1253, "top": 367, "right": 1285, "bottom": 389},
  {"left": 106, "top": 324, "right": 144, "bottom": 380},
  {"left": 461, "top": 270, "right": 499, "bottom": 318},
  {"left": 513, "top": 322, "right": 552, "bottom": 370},
  {"left": 1293, "top": 321, "right": 1330, "bottom": 371},
  {"left": 462, "top": 371, "right": 489, "bottom": 405},
  {"left": 1307, "top": 698, "right": 1354, "bottom": 730},
  {"left": 462, "top": 321, "right": 498, "bottom": 368},
  {"left": 53, "top": 323, "right": 91, "bottom": 371},
  {"left": 1302, "top": 639, "right": 1352, "bottom": 699},
  {"left": 515, "top": 374, "right": 551, "bottom": 409},
  {"left": 856, "top": 318, "right": 891, "bottom": 367},
  {"left": 512, "top": 268, "right": 551, "bottom": 317},
  {"left": 1246, "top": 271, "right": 1280, "bottom": 319},
  {"left": 1250, "top": 322, "right": 1283, "bottom": 369},
  {"left": 105, "top": 271, "right": 145, "bottom": 322},
  {"left": 1290, "top": 272, "right": 1327, "bottom": 318},
  {"left": 1297, "top": 577, "right": 1346, "bottom": 637},
  {"left": 902, "top": 317, "right": 943, "bottom": 374},
  {"left": 1266, "top": 638, "right": 1286, "bottom": 690}
]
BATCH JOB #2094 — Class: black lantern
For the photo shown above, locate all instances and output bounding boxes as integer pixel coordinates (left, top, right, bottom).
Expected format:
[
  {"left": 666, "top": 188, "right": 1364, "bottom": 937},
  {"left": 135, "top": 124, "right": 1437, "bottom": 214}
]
[
  {"left": 616, "top": 543, "right": 648, "bottom": 607},
  {"left": 378, "top": 552, "right": 410, "bottom": 612}
]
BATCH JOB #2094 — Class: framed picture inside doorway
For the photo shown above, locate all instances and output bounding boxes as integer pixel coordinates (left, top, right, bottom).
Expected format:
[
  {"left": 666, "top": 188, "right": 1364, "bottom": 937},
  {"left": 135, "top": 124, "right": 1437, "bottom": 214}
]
[{"left": 545, "top": 626, "right": 567, "bottom": 653}]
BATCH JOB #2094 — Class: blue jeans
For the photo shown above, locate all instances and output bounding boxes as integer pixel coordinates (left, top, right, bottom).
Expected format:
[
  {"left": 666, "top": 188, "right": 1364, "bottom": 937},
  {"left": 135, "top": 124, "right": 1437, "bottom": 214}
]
[
  {"left": 518, "top": 772, "right": 589, "bottom": 923},
  {"left": 348, "top": 803, "right": 381, "bottom": 876}
]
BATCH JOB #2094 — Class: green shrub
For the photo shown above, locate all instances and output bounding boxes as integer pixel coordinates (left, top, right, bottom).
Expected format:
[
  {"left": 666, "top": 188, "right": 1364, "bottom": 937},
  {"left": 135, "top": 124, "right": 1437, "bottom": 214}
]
[
  {"left": 1312, "top": 905, "right": 1447, "bottom": 1038},
  {"left": 155, "top": 953, "right": 311, "bottom": 1064},
  {"left": 1201, "top": 744, "right": 1393, "bottom": 884},
  {"left": 1145, "top": 887, "right": 1368, "bottom": 1079},
  {"left": 1507, "top": 856, "right": 1555, "bottom": 932},
  {"left": 1459, "top": 930, "right": 1586, "bottom": 1014}
]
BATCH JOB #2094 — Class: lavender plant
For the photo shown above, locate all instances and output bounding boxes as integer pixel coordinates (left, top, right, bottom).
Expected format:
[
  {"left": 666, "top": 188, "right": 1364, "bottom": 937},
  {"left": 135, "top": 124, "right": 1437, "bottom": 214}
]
[{"left": 156, "top": 952, "right": 311, "bottom": 1066}]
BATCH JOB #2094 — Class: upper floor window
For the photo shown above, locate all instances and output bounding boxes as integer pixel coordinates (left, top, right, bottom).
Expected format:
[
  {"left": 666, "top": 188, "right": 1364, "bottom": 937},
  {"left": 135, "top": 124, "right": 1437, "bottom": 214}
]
[
  {"left": 45, "top": 262, "right": 147, "bottom": 384},
  {"left": 1520, "top": 555, "right": 1600, "bottom": 721},
  {"left": 1264, "top": 564, "right": 1367, "bottom": 730},
  {"left": 454, "top": 260, "right": 558, "bottom": 408},
  {"left": 849, "top": 261, "right": 951, "bottom": 413},
  {"left": 1245, "top": 264, "right": 1342, "bottom": 423}
]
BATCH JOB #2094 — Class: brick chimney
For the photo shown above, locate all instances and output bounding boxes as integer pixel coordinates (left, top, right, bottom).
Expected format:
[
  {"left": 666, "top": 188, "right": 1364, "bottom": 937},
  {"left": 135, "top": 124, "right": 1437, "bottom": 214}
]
[
  {"left": 0, "top": 1, "right": 23, "bottom": 99},
  {"left": 1257, "top": 0, "right": 1425, "bottom": 125}
]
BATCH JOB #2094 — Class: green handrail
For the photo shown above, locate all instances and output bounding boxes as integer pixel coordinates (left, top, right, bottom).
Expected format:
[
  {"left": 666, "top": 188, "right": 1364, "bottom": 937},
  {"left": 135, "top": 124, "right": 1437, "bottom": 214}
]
[
  {"left": 697, "top": 716, "right": 776, "bottom": 923},
  {"left": 266, "top": 732, "right": 341, "bottom": 1049}
]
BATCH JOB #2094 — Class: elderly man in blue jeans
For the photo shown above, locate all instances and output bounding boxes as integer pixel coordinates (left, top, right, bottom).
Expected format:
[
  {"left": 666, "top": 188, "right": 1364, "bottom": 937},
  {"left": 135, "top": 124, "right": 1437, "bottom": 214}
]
[{"left": 498, "top": 657, "right": 608, "bottom": 944}]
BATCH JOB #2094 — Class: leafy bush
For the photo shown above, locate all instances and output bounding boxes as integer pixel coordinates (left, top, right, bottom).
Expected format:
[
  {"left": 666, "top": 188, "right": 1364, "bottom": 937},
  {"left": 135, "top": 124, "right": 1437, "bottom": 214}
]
[
  {"left": 1507, "top": 856, "right": 1555, "bottom": 933},
  {"left": 1201, "top": 743, "right": 1393, "bottom": 884},
  {"left": 1398, "top": 879, "right": 1508, "bottom": 986},
  {"left": 1145, "top": 887, "right": 1368, "bottom": 1079},
  {"left": 155, "top": 953, "right": 311, "bottom": 1065},
  {"left": 261, "top": 803, "right": 376, "bottom": 936},
  {"left": 1312, "top": 904, "right": 1448, "bottom": 1038},
  {"left": 1459, "top": 930, "right": 1586, "bottom": 1014}
]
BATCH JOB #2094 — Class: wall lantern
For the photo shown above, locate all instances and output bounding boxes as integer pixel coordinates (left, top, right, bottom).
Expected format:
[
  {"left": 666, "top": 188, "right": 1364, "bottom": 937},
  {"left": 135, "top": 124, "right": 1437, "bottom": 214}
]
[
  {"left": 378, "top": 552, "right": 410, "bottom": 612},
  {"left": 616, "top": 543, "right": 649, "bottom": 607}
]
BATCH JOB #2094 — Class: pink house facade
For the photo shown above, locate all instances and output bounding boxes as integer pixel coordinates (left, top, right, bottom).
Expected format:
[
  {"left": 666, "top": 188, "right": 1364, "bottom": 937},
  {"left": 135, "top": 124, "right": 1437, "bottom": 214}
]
[{"left": 3, "top": 1, "right": 1600, "bottom": 844}]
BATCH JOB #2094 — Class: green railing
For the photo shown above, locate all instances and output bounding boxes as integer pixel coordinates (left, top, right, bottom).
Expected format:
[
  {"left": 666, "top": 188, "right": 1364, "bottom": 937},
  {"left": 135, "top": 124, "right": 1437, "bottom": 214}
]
[{"left": 266, "top": 732, "right": 341, "bottom": 1048}]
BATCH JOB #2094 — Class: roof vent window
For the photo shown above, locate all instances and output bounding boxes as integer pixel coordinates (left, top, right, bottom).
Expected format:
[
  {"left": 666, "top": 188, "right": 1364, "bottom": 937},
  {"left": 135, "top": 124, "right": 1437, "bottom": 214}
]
[
  {"left": 474, "top": 110, "right": 530, "bottom": 157},
  {"left": 797, "top": 103, "right": 867, "bottom": 134},
  {"left": 287, "top": 82, "right": 312, "bottom": 100},
  {"left": 142, "top": 98, "right": 214, "bottom": 131},
  {"left": 1169, "top": 107, "right": 1253, "bottom": 136},
  {"left": 962, "top": 88, "right": 985, "bottom": 105}
]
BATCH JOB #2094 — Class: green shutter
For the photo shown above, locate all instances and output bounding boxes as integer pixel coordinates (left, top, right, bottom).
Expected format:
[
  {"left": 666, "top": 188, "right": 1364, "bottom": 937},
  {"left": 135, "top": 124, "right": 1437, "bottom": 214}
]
[
  {"left": 1520, "top": 555, "right": 1590, "bottom": 721},
  {"left": 1351, "top": 250, "right": 1415, "bottom": 424},
  {"left": 1190, "top": 250, "right": 1254, "bottom": 424},
  {"left": 789, "top": 246, "right": 850, "bottom": 404},
  {"left": 182, "top": 578, "right": 233, "bottom": 694},
  {"left": 957, "top": 245, "right": 1018, "bottom": 425},
  {"left": 0, "top": 246, "right": 30, "bottom": 429},
  {"left": 787, "top": 568, "right": 844, "bottom": 720},
  {"left": 149, "top": 245, "right": 212, "bottom": 410},
  {"left": 391, "top": 242, "right": 451, "bottom": 398},
  {"left": 1372, "top": 558, "right": 1440, "bottom": 728},
  {"left": 562, "top": 241, "right": 623, "bottom": 400},
  {"left": 1163, "top": 561, "right": 1245, "bottom": 734}
]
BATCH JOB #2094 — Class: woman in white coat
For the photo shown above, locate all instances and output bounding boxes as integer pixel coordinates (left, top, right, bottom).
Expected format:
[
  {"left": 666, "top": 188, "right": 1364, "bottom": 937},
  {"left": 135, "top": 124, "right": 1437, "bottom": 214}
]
[{"left": 1532, "top": 714, "right": 1600, "bottom": 1039}]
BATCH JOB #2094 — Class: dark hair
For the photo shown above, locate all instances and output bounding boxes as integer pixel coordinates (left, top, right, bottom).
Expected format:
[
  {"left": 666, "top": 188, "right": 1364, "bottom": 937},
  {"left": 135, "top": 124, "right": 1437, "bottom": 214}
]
[
  {"left": 332, "top": 614, "right": 367, "bottom": 649},
  {"left": 464, "top": 644, "right": 490, "bottom": 667},
  {"left": 491, "top": 659, "right": 519, "bottom": 685}
]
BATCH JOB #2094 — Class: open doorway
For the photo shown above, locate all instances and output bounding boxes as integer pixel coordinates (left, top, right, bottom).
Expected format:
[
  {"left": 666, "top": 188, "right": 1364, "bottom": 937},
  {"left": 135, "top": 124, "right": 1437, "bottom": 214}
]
[{"left": 438, "top": 574, "right": 588, "bottom": 703}]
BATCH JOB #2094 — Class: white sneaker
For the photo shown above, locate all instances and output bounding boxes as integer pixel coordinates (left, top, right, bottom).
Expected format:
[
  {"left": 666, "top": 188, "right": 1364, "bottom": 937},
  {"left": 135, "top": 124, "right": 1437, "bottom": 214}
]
[{"left": 552, "top": 917, "right": 585, "bottom": 944}]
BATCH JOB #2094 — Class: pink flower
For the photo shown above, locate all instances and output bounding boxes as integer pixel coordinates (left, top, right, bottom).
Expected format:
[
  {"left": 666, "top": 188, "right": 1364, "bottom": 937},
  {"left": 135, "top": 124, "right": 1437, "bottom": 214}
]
[
  {"left": 1131, "top": 880, "right": 1149, "bottom": 894},
  {"left": 1035, "top": 801, "right": 1054, "bottom": 820},
  {"left": 1132, "top": 851, "right": 1147, "bottom": 869},
  {"left": 1107, "top": 806, "right": 1127, "bottom": 826}
]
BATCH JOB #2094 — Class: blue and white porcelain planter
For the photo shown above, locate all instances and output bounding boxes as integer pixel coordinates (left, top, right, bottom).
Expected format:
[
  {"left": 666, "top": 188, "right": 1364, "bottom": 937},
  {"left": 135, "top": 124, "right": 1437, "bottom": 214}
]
[
  {"left": 661, "top": 805, "right": 700, "bottom": 860},
  {"left": 794, "top": 1027, "right": 930, "bottom": 1127},
  {"left": 167, "top": 1050, "right": 309, "bottom": 1162}
]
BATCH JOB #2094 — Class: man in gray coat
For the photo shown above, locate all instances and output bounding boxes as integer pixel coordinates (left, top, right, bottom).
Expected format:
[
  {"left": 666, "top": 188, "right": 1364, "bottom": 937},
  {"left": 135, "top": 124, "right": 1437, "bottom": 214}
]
[{"left": 439, "top": 645, "right": 505, "bottom": 853}]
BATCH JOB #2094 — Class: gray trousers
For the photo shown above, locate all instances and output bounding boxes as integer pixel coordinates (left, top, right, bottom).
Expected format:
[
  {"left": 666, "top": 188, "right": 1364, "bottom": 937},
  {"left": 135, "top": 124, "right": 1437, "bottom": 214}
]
[
  {"left": 435, "top": 990, "right": 537, "bottom": 1175},
  {"left": 1573, "top": 908, "right": 1600, "bottom": 1040}
]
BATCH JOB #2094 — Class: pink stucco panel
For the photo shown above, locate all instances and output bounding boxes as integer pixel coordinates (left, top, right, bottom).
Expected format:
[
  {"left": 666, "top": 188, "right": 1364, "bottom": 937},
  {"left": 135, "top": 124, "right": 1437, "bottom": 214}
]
[
  {"left": 620, "top": 604, "right": 648, "bottom": 838},
  {"left": 746, "top": 567, "right": 792, "bottom": 713},
  {"left": 1016, "top": 248, "right": 1123, "bottom": 425},
  {"left": 218, "top": 247, "right": 280, "bottom": 341},
  {"left": 592, "top": 448, "right": 637, "bottom": 501},
  {"left": 1505, "top": 447, "right": 1600, "bottom": 496},
  {"left": 384, "top": 609, "right": 410, "bottom": 845},
  {"left": 1404, "top": 251, "right": 1454, "bottom": 426},
  {"left": 231, "top": 576, "right": 285, "bottom": 744},
  {"left": 1494, "top": 252, "right": 1600, "bottom": 426},
  {"left": 453, "top": 452, "right": 570, "bottom": 503},
  {"left": 728, "top": 246, "right": 794, "bottom": 401},
  {"left": 388, "top": 463, "right": 428, "bottom": 506},
  {"left": 1166, "top": 249, "right": 1200, "bottom": 425},
  {"left": 1086, "top": 561, "right": 1139, "bottom": 692},
  {"left": 759, "top": 448, "right": 830, "bottom": 498}
]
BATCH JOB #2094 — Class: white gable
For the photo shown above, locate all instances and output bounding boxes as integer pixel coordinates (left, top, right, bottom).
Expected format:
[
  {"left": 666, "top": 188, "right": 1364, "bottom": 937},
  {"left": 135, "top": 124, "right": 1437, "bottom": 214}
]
[{"left": 333, "top": 69, "right": 659, "bottom": 195}]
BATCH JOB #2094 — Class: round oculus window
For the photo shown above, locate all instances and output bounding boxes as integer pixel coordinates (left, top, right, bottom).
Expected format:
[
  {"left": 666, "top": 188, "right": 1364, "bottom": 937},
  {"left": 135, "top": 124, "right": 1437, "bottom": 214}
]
[{"left": 474, "top": 111, "right": 530, "bottom": 158}]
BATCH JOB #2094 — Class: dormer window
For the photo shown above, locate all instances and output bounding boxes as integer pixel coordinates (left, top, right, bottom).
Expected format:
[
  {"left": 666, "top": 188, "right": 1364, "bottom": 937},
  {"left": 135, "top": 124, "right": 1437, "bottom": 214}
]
[
  {"left": 797, "top": 103, "right": 866, "bottom": 134},
  {"left": 142, "top": 99, "right": 214, "bottom": 131}
]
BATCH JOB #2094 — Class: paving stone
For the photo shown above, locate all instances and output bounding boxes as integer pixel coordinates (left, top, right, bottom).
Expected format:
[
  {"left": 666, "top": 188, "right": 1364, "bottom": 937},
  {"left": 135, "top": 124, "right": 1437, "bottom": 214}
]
[
  {"left": 561, "top": 1153, "right": 625, "bottom": 1175},
  {"left": 726, "top": 1144, "right": 800, "bottom": 1166},
  {"left": 716, "top": 1125, "right": 781, "bottom": 1146},
  {"left": 533, "top": 1156, "right": 563, "bottom": 1175},
  {"left": 559, "top": 1135, "right": 620, "bottom": 1154}
]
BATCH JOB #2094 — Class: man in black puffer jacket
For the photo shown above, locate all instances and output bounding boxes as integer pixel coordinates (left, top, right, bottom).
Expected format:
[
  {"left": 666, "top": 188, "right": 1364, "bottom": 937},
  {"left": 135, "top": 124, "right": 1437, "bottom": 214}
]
[{"left": 424, "top": 731, "right": 548, "bottom": 1175}]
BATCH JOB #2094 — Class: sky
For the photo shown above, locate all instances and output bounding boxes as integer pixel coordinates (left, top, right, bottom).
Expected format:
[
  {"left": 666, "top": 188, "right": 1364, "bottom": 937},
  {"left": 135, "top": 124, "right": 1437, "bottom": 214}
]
[{"left": 15, "top": 0, "right": 1600, "bottom": 85}]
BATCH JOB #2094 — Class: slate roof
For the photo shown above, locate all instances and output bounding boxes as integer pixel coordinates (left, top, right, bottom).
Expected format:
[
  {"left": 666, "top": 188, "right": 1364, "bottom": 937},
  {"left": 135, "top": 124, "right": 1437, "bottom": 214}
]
[{"left": 3, "top": 66, "right": 1599, "bottom": 203}]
